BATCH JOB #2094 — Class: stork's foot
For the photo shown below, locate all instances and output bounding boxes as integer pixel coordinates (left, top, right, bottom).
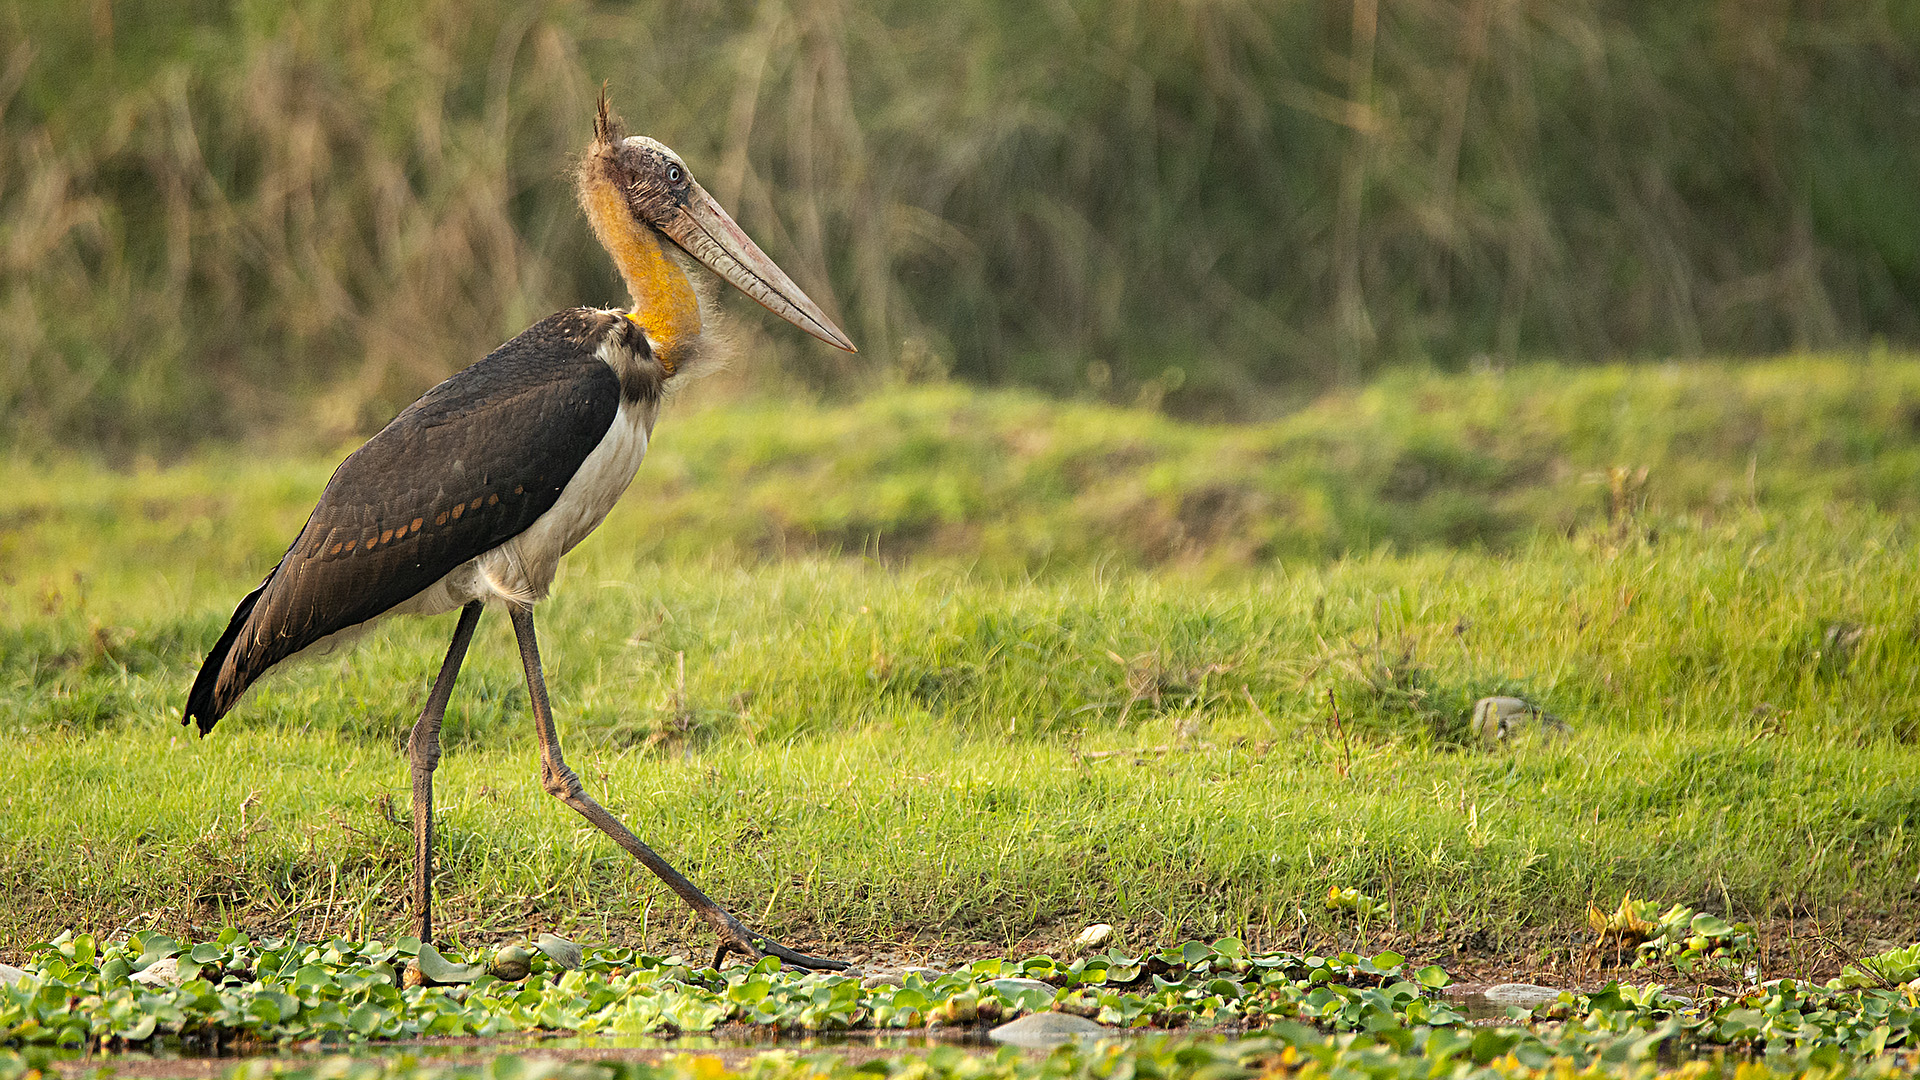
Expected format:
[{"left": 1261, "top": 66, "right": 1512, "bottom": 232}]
[{"left": 709, "top": 909, "right": 847, "bottom": 972}]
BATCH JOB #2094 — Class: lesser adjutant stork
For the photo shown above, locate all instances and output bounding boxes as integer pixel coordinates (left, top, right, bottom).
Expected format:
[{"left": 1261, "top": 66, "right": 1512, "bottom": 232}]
[{"left": 185, "top": 94, "right": 854, "bottom": 970}]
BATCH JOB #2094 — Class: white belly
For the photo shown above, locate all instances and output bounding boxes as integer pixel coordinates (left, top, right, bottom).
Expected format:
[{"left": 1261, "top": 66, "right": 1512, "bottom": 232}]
[{"left": 390, "top": 395, "right": 659, "bottom": 617}]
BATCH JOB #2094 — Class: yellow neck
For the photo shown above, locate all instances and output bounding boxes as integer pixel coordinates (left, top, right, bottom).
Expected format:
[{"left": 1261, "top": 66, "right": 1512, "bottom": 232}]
[{"left": 582, "top": 177, "right": 699, "bottom": 375}]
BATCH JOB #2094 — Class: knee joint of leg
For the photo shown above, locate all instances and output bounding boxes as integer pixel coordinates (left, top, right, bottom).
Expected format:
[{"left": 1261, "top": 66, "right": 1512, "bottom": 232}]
[
  {"left": 541, "top": 764, "right": 581, "bottom": 799},
  {"left": 409, "top": 736, "right": 442, "bottom": 772}
]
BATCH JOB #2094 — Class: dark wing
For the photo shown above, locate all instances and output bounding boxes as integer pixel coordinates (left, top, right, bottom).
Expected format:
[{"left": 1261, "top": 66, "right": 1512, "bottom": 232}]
[{"left": 186, "top": 309, "right": 631, "bottom": 732}]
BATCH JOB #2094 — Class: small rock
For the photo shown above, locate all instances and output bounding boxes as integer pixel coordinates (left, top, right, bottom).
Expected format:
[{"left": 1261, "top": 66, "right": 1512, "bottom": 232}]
[
  {"left": 1073, "top": 923, "right": 1115, "bottom": 951},
  {"left": 131, "top": 957, "right": 185, "bottom": 988},
  {"left": 0, "top": 963, "right": 26, "bottom": 987},
  {"left": 989, "top": 1011, "right": 1112, "bottom": 1047},
  {"left": 1479, "top": 982, "right": 1566, "bottom": 1008},
  {"left": 864, "top": 966, "right": 945, "bottom": 987},
  {"left": 992, "top": 977, "right": 1057, "bottom": 996}
]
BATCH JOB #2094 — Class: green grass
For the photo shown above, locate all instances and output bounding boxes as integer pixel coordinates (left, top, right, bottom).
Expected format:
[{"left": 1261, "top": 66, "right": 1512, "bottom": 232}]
[{"left": 5, "top": 360, "right": 1920, "bottom": 959}]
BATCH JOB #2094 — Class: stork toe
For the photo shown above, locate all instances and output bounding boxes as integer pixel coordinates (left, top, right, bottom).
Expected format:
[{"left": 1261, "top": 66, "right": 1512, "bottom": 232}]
[{"left": 709, "top": 910, "right": 847, "bottom": 971}]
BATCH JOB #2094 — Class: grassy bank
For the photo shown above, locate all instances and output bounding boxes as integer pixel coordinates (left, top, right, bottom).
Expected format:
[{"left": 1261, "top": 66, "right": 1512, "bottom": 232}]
[
  {"left": 10, "top": 355, "right": 1920, "bottom": 578},
  {"left": 5, "top": 361, "right": 1920, "bottom": 956}
]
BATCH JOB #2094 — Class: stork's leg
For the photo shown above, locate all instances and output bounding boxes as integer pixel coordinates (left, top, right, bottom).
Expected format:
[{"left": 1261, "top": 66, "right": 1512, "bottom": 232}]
[
  {"left": 507, "top": 606, "right": 845, "bottom": 972},
  {"left": 408, "top": 600, "right": 485, "bottom": 944}
]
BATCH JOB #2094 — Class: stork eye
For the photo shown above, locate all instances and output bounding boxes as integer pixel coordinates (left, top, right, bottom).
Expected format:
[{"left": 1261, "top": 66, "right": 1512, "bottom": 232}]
[{"left": 666, "top": 163, "right": 685, "bottom": 187}]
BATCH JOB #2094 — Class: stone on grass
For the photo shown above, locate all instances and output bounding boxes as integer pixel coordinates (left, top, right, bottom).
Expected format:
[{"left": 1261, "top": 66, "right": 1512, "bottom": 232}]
[
  {"left": 992, "top": 977, "right": 1056, "bottom": 996},
  {"left": 131, "top": 957, "right": 184, "bottom": 988},
  {"left": 989, "top": 1011, "right": 1112, "bottom": 1048},
  {"left": 1480, "top": 982, "right": 1566, "bottom": 1008},
  {"left": 0, "top": 962, "right": 25, "bottom": 987},
  {"left": 865, "top": 966, "right": 945, "bottom": 988},
  {"left": 1073, "top": 924, "right": 1115, "bottom": 950}
]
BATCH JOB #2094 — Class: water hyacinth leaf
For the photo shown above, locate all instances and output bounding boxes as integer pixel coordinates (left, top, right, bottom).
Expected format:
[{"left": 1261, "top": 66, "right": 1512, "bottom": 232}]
[
  {"left": 990, "top": 979, "right": 1055, "bottom": 1012},
  {"left": 414, "top": 944, "right": 486, "bottom": 985},
  {"left": 131, "top": 934, "right": 179, "bottom": 972},
  {"left": 1204, "top": 978, "right": 1243, "bottom": 1000},
  {"left": 247, "top": 990, "right": 295, "bottom": 1024},
  {"left": 122, "top": 1012, "right": 158, "bottom": 1042},
  {"left": 1421, "top": 1026, "right": 1471, "bottom": 1060},
  {"left": 1468, "top": 1028, "right": 1521, "bottom": 1065},
  {"left": 533, "top": 935, "right": 583, "bottom": 971},
  {"left": 1690, "top": 913, "right": 1734, "bottom": 937},
  {"left": 293, "top": 964, "right": 332, "bottom": 989},
  {"left": 1211, "top": 937, "right": 1247, "bottom": 961}
]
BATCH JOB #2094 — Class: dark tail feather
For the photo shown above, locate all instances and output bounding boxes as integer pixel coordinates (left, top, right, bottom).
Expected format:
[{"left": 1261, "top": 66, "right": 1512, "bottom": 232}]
[{"left": 185, "top": 576, "right": 271, "bottom": 735}]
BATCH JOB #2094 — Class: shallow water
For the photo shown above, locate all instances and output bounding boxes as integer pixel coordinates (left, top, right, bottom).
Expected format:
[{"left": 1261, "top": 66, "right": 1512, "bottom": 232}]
[
  {"left": 41, "top": 1027, "right": 1004, "bottom": 1079},
  {"left": 1444, "top": 992, "right": 1516, "bottom": 1023}
]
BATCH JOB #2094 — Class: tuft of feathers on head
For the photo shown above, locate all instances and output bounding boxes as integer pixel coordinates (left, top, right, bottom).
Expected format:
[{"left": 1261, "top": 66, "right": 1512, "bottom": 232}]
[
  {"left": 594, "top": 84, "right": 624, "bottom": 147},
  {"left": 579, "top": 85, "right": 626, "bottom": 194}
]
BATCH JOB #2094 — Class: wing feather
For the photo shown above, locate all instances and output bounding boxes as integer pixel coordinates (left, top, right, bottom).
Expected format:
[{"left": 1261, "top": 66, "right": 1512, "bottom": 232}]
[{"left": 185, "top": 309, "right": 629, "bottom": 731}]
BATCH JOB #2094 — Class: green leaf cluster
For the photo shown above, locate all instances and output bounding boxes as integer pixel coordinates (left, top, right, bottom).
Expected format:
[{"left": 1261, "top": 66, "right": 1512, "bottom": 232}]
[
  {"left": 1635, "top": 906, "right": 1757, "bottom": 974},
  {"left": 14, "top": 932, "right": 1920, "bottom": 1079},
  {"left": 1528, "top": 977, "right": 1920, "bottom": 1061},
  {"left": 1, "top": 933, "right": 1450, "bottom": 1050},
  {"left": 10, "top": 1022, "right": 1920, "bottom": 1080}
]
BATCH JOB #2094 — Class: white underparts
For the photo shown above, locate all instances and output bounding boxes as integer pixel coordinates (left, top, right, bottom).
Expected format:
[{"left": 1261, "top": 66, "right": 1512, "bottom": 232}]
[
  {"left": 477, "top": 391, "right": 656, "bottom": 604},
  {"left": 340, "top": 333, "right": 662, "bottom": 639}
]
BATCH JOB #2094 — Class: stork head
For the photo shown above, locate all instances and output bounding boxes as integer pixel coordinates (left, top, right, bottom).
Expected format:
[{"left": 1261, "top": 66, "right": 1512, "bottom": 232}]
[{"left": 578, "top": 92, "right": 855, "bottom": 372}]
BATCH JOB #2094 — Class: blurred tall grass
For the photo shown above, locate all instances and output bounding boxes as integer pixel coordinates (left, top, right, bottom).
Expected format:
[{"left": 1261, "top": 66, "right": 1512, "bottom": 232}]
[{"left": 2, "top": 0, "right": 1916, "bottom": 451}]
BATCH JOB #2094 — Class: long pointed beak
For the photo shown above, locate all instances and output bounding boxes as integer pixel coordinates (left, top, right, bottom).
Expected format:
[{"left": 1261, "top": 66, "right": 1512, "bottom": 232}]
[{"left": 658, "top": 183, "right": 856, "bottom": 352}]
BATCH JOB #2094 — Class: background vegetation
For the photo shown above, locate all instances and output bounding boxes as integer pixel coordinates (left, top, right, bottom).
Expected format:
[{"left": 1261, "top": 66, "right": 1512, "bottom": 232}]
[{"left": 3, "top": 0, "right": 1918, "bottom": 452}]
